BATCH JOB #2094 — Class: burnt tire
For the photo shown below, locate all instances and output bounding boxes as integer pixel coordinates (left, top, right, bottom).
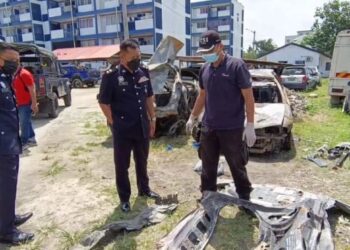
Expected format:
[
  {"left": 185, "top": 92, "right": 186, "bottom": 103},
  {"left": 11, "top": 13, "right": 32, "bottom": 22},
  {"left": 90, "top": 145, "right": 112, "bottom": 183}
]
[
  {"left": 63, "top": 88, "right": 72, "bottom": 107},
  {"left": 72, "top": 78, "right": 83, "bottom": 88},
  {"left": 48, "top": 93, "right": 59, "bottom": 118},
  {"left": 282, "top": 132, "right": 292, "bottom": 151}
]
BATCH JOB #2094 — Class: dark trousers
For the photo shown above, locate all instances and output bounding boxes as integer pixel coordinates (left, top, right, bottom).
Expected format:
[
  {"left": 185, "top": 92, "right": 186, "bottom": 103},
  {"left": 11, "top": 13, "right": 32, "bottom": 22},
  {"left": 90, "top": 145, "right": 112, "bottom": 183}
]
[
  {"left": 113, "top": 136, "right": 150, "bottom": 202},
  {"left": 199, "top": 128, "right": 252, "bottom": 199},
  {"left": 0, "top": 154, "right": 19, "bottom": 235}
]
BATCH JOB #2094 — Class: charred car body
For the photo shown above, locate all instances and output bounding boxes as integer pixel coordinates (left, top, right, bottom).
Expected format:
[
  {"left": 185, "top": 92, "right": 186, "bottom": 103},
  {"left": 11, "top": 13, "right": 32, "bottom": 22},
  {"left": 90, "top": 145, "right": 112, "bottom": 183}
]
[
  {"left": 148, "top": 37, "right": 199, "bottom": 137},
  {"left": 250, "top": 69, "right": 293, "bottom": 153}
]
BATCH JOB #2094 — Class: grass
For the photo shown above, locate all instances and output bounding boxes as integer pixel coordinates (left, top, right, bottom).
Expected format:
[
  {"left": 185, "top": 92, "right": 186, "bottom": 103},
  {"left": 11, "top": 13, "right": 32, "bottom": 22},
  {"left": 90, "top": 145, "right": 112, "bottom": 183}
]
[
  {"left": 71, "top": 146, "right": 92, "bottom": 157},
  {"left": 44, "top": 160, "right": 65, "bottom": 177},
  {"left": 293, "top": 79, "right": 350, "bottom": 157}
]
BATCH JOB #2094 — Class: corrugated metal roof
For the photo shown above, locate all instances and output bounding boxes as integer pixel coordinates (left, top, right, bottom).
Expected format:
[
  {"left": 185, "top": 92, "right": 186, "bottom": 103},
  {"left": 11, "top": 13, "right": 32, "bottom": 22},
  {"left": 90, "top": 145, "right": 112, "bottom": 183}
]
[{"left": 53, "top": 45, "right": 120, "bottom": 61}]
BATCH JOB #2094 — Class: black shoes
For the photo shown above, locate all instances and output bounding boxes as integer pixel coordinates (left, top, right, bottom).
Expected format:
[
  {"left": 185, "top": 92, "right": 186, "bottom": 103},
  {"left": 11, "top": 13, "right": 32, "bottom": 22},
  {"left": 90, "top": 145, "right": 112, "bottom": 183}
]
[
  {"left": 121, "top": 202, "right": 131, "bottom": 213},
  {"left": 14, "top": 212, "right": 33, "bottom": 227},
  {"left": 0, "top": 229, "right": 34, "bottom": 245},
  {"left": 139, "top": 190, "right": 160, "bottom": 199}
]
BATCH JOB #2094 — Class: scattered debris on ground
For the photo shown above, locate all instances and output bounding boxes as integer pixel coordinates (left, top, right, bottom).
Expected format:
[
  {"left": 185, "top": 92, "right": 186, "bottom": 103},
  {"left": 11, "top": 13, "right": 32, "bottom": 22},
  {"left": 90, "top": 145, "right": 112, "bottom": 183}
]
[
  {"left": 158, "top": 182, "right": 350, "bottom": 250},
  {"left": 193, "top": 156, "right": 226, "bottom": 176},
  {"left": 73, "top": 204, "right": 178, "bottom": 250},
  {"left": 285, "top": 89, "right": 308, "bottom": 120},
  {"left": 305, "top": 142, "right": 350, "bottom": 169}
]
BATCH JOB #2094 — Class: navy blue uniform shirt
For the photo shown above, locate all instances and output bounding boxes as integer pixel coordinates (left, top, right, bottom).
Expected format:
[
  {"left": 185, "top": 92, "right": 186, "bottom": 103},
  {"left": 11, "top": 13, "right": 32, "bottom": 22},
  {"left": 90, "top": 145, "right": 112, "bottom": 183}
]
[
  {"left": 98, "top": 64, "right": 153, "bottom": 139},
  {"left": 0, "top": 71, "right": 22, "bottom": 155},
  {"left": 199, "top": 54, "right": 252, "bottom": 130}
]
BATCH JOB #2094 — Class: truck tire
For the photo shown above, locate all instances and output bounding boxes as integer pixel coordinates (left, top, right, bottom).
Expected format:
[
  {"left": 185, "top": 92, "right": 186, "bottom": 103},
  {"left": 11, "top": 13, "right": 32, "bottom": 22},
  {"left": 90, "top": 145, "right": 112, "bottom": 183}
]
[
  {"left": 72, "top": 78, "right": 83, "bottom": 88},
  {"left": 282, "top": 132, "right": 292, "bottom": 151},
  {"left": 63, "top": 88, "right": 72, "bottom": 107},
  {"left": 330, "top": 96, "right": 341, "bottom": 107},
  {"left": 48, "top": 93, "right": 59, "bottom": 118}
]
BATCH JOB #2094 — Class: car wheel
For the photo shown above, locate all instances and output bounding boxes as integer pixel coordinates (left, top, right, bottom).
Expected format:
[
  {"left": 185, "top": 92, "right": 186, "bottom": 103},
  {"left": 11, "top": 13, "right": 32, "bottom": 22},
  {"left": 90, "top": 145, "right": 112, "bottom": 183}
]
[
  {"left": 48, "top": 93, "right": 59, "bottom": 118},
  {"left": 63, "top": 88, "right": 72, "bottom": 107},
  {"left": 72, "top": 78, "right": 83, "bottom": 88},
  {"left": 282, "top": 132, "right": 292, "bottom": 151}
]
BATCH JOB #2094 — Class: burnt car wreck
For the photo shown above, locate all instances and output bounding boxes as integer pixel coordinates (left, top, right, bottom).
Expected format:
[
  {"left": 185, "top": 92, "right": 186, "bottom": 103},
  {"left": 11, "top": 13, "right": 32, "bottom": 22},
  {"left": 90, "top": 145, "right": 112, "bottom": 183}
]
[
  {"left": 148, "top": 36, "right": 199, "bottom": 137},
  {"left": 158, "top": 181, "right": 350, "bottom": 250},
  {"left": 250, "top": 69, "right": 293, "bottom": 153}
]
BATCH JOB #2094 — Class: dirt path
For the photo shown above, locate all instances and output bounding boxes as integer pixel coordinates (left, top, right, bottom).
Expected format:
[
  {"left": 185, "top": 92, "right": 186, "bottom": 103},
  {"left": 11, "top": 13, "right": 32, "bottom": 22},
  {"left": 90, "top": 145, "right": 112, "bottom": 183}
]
[{"left": 2, "top": 88, "right": 349, "bottom": 250}]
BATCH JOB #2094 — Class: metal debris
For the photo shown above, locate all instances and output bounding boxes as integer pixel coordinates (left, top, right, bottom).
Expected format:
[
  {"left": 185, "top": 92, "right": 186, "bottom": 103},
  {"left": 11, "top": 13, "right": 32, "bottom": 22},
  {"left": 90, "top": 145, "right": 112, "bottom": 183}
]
[
  {"left": 193, "top": 156, "right": 226, "bottom": 176},
  {"left": 158, "top": 183, "right": 350, "bottom": 250},
  {"left": 285, "top": 88, "right": 308, "bottom": 120},
  {"left": 73, "top": 204, "right": 177, "bottom": 250}
]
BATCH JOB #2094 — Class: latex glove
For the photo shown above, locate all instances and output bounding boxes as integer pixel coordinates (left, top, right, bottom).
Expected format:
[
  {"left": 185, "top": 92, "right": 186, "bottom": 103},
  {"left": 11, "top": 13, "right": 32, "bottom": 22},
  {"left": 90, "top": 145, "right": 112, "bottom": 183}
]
[
  {"left": 186, "top": 114, "right": 197, "bottom": 134},
  {"left": 243, "top": 122, "right": 256, "bottom": 147}
]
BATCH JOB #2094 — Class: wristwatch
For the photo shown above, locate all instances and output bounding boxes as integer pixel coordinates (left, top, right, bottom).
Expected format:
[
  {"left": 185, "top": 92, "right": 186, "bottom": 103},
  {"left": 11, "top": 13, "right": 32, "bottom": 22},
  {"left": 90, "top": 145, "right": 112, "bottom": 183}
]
[{"left": 150, "top": 117, "right": 156, "bottom": 122}]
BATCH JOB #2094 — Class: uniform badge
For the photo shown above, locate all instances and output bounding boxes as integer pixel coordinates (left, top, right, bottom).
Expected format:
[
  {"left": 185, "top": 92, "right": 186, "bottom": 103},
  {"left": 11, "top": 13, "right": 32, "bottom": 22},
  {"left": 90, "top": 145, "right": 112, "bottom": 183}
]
[
  {"left": 138, "top": 76, "right": 149, "bottom": 84},
  {"left": 118, "top": 76, "right": 128, "bottom": 86}
]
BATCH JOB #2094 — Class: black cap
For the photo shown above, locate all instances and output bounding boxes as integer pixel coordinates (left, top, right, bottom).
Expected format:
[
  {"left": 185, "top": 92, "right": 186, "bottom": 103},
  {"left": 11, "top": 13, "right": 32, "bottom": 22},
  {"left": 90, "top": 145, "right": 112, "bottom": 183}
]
[{"left": 197, "top": 30, "right": 221, "bottom": 53}]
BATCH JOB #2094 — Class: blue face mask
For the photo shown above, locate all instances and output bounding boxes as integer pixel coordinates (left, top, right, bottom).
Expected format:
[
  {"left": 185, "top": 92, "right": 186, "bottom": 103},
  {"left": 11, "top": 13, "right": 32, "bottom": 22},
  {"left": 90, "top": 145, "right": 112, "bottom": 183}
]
[{"left": 202, "top": 52, "right": 219, "bottom": 63}]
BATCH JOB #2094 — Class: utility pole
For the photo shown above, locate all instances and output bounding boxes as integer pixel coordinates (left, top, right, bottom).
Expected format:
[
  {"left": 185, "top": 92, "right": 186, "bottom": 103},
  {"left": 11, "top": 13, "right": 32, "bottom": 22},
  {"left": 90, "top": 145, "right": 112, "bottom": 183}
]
[
  {"left": 246, "top": 28, "right": 256, "bottom": 50},
  {"left": 121, "top": 0, "right": 129, "bottom": 40}
]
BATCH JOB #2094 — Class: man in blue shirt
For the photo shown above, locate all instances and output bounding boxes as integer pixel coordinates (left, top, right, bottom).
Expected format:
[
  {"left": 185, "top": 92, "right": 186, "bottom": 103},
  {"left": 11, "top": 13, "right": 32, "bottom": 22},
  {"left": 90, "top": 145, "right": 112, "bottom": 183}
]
[
  {"left": 186, "top": 30, "right": 256, "bottom": 200},
  {"left": 98, "top": 39, "right": 159, "bottom": 212},
  {"left": 0, "top": 42, "right": 34, "bottom": 245}
]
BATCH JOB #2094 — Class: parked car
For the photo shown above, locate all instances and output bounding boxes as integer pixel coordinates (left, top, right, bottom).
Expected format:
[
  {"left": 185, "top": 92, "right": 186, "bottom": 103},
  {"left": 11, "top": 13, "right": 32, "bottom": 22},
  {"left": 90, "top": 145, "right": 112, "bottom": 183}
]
[
  {"left": 281, "top": 66, "right": 318, "bottom": 90},
  {"left": 61, "top": 64, "right": 99, "bottom": 88},
  {"left": 13, "top": 43, "right": 72, "bottom": 118},
  {"left": 309, "top": 66, "right": 321, "bottom": 86}
]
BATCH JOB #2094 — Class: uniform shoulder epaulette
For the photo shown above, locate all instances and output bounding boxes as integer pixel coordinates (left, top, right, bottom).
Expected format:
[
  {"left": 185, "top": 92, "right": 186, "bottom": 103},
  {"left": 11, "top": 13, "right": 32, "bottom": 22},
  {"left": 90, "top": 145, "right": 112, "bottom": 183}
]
[
  {"left": 104, "top": 67, "right": 117, "bottom": 76},
  {"left": 140, "top": 64, "right": 149, "bottom": 70}
]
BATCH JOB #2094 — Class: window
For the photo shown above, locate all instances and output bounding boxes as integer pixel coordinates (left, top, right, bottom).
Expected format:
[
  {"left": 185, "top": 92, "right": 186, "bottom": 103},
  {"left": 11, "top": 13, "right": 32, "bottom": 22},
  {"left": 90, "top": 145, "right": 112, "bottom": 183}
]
[
  {"left": 186, "top": 17, "right": 190, "bottom": 35},
  {"left": 185, "top": 0, "right": 190, "bottom": 14},
  {"left": 101, "top": 14, "right": 117, "bottom": 26},
  {"left": 278, "top": 61, "right": 288, "bottom": 64},
  {"left": 217, "top": 6, "right": 228, "bottom": 11},
  {"left": 155, "top": 0, "right": 162, "bottom": 3},
  {"left": 197, "top": 21, "right": 206, "bottom": 28},
  {"left": 79, "top": 18, "right": 94, "bottom": 28},
  {"left": 155, "top": 7, "right": 162, "bottom": 29},
  {"left": 295, "top": 60, "right": 305, "bottom": 65},
  {"left": 81, "top": 39, "right": 95, "bottom": 46},
  {"left": 199, "top": 7, "right": 208, "bottom": 14},
  {"left": 325, "top": 62, "right": 331, "bottom": 71},
  {"left": 78, "top": 0, "right": 91, "bottom": 5}
]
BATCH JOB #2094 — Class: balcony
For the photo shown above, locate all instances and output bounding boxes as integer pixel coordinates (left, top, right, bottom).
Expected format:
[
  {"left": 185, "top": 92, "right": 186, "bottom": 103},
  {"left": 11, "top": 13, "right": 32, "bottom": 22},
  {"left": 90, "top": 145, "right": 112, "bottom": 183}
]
[
  {"left": 2, "top": 17, "right": 11, "bottom": 24},
  {"left": 51, "top": 29, "right": 73, "bottom": 40},
  {"left": 192, "top": 27, "right": 206, "bottom": 34},
  {"left": 135, "top": 18, "right": 153, "bottom": 30},
  {"left": 5, "top": 36, "right": 15, "bottom": 42},
  {"left": 140, "top": 44, "right": 153, "bottom": 54},
  {"left": 78, "top": 4, "right": 94, "bottom": 13},
  {"left": 192, "top": 9, "right": 208, "bottom": 19},
  {"left": 218, "top": 25, "right": 230, "bottom": 32},
  {"left": 104, "top": 0, "right": 118, "bottom": 9},
  {"left": 19, "top": 12, "right": 31, "bottom": 22},
  {"left": 218, "top": 10, "right": 230, "bottom": 17},
  {"left": 222, "top": 40, "right": 230, "bottom": 46},
  {"left": 80, "top": 27, "right": 96, "bottom": 36},
  {"left": 134, "top": 0, "right": 152, "bottom": 4},
  {"left": 104, "top": 24, "right": 120, "bottom": 33},
  {"left": 22, "top": 32, "right": 33, "bottom": 42},
  {"left": 48, "top": 7, "right": 62, "bottom": 18}
]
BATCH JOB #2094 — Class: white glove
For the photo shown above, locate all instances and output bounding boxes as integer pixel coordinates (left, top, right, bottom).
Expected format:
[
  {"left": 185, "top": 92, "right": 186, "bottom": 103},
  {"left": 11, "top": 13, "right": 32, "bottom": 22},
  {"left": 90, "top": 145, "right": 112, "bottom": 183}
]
[
  {"left": 186, "top": 114, "right": 197, "bottom": 134},
  {"left": 243, "top": 122, "right": 256, "bottom": 147}
]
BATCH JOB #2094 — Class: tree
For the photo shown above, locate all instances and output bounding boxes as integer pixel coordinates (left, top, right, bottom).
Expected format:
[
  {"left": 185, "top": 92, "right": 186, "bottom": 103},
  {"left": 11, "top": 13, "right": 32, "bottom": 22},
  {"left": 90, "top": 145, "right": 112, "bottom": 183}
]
[
  {"left": 302, "top": 0, "right": 350, "bottom": 55},
  {"left": 244, "top": 39, "right": 277, "bottom": 59}
]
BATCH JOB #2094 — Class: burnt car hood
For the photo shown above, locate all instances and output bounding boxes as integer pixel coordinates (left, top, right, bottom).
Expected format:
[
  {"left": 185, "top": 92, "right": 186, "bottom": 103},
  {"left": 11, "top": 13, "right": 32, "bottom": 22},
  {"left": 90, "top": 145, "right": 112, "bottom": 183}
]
[{"left": 254, "top": 103, "right": 287, "bottom": 129}]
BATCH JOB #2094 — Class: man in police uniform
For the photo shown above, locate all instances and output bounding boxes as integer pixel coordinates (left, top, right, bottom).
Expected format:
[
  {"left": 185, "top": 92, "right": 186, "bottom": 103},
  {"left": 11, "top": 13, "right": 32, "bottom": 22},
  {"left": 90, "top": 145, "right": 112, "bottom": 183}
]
[
  {"left": 98, "top": 39, "right": 159, "bottom": 212},
  {"left": 0, "top": 43, "right": 34, "bottom": 244}
]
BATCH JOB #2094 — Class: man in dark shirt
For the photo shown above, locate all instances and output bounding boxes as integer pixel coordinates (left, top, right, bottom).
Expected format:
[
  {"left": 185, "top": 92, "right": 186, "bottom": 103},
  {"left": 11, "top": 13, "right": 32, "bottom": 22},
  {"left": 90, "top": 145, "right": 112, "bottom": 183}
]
[
  {"left": 98, "top": 39, "right": 159, "bottom": 212},
  {"left": 0, "top": 42, "right": 34, "bottom": 245},
  {"left": 186, "top": 30, "right": 256, "bottom": 201}
]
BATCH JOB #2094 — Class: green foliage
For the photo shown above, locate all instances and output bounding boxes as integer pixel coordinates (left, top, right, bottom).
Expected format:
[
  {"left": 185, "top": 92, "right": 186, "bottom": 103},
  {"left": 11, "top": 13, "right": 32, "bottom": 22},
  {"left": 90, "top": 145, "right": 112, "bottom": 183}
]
[
  {"left": 244, "top": 39, "right": 277, "bottom": 59},
  {"left": 302, "top": 0, "right": 350, "bottom": 55}
]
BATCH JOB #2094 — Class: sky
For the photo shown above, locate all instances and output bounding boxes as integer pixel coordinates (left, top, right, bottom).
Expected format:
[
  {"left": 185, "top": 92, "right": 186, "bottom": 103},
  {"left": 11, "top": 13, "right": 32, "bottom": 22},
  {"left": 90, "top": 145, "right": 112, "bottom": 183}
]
[{"left": 191, "top": 0, "right": 331, "bottom": 50}]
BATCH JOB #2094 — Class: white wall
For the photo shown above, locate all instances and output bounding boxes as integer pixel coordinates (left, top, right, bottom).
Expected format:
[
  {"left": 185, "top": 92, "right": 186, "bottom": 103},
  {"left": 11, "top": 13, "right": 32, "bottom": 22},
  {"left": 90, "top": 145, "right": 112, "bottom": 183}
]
[
  {"left": 161, "top": 0, "right": 189, "bottom": 56},
  {"left": 232, "top": 0, "right": 243, "bottom": 58},
  {"left": 259, "top": 44, "right": 332, "bottom": 77}
]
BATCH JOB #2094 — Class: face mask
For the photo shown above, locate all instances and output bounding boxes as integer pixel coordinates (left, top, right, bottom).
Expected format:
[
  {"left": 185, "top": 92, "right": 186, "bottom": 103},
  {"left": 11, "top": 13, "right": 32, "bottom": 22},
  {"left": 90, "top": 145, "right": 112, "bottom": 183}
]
[
  {"left": 202, "top": 53, "right": 219, "bottom": 63},
  {"left": 127, "top": 59, "right": 141, "bottom": 71},
  {"left": 2, "top": 60, "right": 19, "bottom": 75}
]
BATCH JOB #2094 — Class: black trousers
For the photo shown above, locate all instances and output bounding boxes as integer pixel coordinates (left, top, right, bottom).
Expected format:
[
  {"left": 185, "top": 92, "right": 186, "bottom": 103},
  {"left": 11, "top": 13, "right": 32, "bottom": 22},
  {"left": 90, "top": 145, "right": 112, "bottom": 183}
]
[
  {"left": 113, "top": 136, "right": 150, "bottom": 202},
  {"left": 0, "top": 154, "right": 19, "bottom": 235},
  {"left": 199, "top": 128, "right": 252, "bottom": 199}
]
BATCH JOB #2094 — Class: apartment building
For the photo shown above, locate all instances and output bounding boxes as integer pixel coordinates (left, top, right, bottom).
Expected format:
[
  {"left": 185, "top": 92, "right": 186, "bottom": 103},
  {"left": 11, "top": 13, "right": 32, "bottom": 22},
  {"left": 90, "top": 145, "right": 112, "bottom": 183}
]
[
  {"left": 0, "top": 0, "right": 191, "bottom": 55},
  {"left": 191, "top": 0, "right": 244, "bottom": 58}
]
